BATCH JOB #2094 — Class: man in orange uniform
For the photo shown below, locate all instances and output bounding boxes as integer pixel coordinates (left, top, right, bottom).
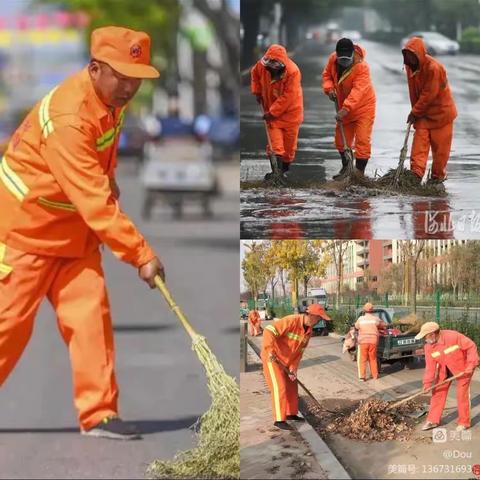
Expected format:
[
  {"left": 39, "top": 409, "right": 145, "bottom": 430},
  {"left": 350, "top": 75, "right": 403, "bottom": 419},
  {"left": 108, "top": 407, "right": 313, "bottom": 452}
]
[
  {"left": 354, "top": 303, "right": 385, "bottom": 381},
  {"left": 0, "top": 27, "right": 165, "bottom": 440},
  {"left": 251, "top": 44, "right": 304, "bottom": 180},
  {"left": 248, "top": 308, "right": 262, "bottom": 336},
  {"left": 261, "top": 304, "right": 330, "bottom": 430},
  {"left": 402, "top": 37, "right": 457, "bottom": 187},
  {"left": 322, "top": 38, "right": 376, "bottom": 179},
  {"left": 415, "top": 322, "right": 478, "bottom": 431}
]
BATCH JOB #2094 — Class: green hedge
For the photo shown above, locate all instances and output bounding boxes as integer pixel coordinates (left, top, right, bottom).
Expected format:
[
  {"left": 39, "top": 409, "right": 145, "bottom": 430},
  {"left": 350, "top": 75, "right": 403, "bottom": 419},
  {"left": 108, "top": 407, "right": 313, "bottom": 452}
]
[
  {"left": 329, "top": 309, "right": 356, "bottom": 335},
  {"left": 439, "top": 312, "right": 480, "bottom": 350},
  {"left": 460, "top": 27, "right": 480, "bottom": 53}
]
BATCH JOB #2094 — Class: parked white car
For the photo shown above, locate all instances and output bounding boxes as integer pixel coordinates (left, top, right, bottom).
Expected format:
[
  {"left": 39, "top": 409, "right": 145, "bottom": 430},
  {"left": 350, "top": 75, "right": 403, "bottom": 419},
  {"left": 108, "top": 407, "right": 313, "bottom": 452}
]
[{"left": 401, "top": 31, "right": 459, "bottom": 55}]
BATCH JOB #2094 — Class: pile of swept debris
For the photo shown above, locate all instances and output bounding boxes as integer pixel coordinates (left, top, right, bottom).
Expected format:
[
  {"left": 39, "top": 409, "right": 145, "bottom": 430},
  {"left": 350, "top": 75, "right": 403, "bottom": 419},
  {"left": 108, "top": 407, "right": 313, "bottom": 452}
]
[
  {"left": 306, "top": 397, "right": 426, "bottom": 442},
  {"left": 241, "top": 168, "right": 447, "bottom": 198}
]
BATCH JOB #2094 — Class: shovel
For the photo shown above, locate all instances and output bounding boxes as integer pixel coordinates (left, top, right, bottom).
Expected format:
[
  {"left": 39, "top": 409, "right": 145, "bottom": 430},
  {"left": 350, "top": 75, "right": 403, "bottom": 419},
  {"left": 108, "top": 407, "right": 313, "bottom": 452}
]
[
  {"left": 334, "top": 97, "right": 354, "bottom": 179},
  {"left": 391, "top": 121, "right": 413, "bottom": 187},
  {"left": 387, "top": 371, "right": 466, "bottom": 411},
  {"left": 259, "top": 102, "right": 286, "bottom": 187}
]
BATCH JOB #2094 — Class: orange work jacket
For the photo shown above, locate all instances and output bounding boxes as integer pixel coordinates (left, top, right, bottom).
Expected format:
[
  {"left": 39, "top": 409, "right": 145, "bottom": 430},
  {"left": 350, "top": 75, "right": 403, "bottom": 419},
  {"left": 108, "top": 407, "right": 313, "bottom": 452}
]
[
  {"left": 0, "top": 67, "right": 155, "bottom": 267},
  {"left": 423, "top": 329, "right": 479, "bottom": 389},
  {"left": 261, "top": 314, "right": 312, "bottom": 373},
  {"left": 251, "top": 44, "right": 304, "bottom": 128},
  {"left": 322, "top": 44, "right": 376, "bottom": 123},
  {"left": 403, "top": 37, "right": 457, "bottom": 129}
]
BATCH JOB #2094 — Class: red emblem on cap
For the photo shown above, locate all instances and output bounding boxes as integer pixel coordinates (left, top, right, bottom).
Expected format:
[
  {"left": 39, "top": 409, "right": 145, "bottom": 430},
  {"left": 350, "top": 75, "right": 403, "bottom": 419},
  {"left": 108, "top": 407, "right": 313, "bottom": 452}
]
[{"left": 130, "top": 44, "right": 142, "bottom": 58}]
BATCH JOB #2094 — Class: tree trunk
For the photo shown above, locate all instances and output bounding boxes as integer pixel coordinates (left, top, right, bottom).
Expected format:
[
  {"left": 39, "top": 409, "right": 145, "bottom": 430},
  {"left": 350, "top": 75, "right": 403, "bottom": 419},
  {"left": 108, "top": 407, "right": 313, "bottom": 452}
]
[
  {"left": 193, "top": 49, "right": 207, "bottom": 116},
  {"left": 413, "top": 259, "right": 418, "bottom": 313},
  {"left": 303, "top": 276, "right": 308, "bottom": 297},
  {"left": 279, "top": 269, "right": 286, "bottom": 298},
  {"left": 240, "top": 0, "right": 260, "bottom": 69}
]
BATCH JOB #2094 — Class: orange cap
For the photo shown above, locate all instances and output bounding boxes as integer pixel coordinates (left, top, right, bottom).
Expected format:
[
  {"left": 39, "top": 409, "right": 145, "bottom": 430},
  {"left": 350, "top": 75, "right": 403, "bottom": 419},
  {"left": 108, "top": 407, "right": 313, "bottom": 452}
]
[
  {"left": 307, "top": 304, "right": 331, "bottom": 320},
  {"left": 363, "top": 302, "right": 374, "bottom": 313},
  {"left": 91, "top": 26, "right": 160, "bottom": 79}
]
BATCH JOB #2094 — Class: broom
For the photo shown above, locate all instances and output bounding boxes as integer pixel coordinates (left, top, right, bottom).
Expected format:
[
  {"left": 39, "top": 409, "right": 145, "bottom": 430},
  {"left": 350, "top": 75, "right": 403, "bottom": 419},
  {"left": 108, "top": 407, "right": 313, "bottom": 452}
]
[
  {"left": 334, "top": 97, "right": 354, "bottom": 179},
  {"left": 147, "top": 276, "right": 240, "bottom": 479},
  {"left": 391, "top": 121, "right": 413, "bottom": 187}
]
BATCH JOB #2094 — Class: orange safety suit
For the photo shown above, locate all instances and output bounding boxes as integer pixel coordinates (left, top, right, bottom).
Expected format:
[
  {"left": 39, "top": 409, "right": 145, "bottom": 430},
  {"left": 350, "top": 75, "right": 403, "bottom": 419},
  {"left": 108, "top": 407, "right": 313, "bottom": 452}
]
[
  {"left": 354, "top": 312, "right": 384, "bottom": 379},
  {"left": 322, "top": 44, "right": 376, "bottom": 160},
  {"left": 251, "top": 44, "right": 304, "bottom": 163},
  {"left": 403, "top": 37, "right": 457, "bottom": 180},
  {"left": 248, "top": 309, "right": 262, "bottom": 336},
  {"left": 423, "top": 330, "right": 479, "bottom": 428},
  {"left": 0, "top": 67, "right": 156, "bottom": 430},
  {"left": 261, "top": 315, "right": 312, "bottom": 422}
]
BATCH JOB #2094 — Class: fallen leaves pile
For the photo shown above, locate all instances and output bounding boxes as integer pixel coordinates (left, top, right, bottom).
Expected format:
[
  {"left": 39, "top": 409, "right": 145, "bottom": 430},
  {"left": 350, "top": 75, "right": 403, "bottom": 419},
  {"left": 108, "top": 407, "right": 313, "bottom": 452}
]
[{"left": 325, "top": 398, "right": 423, "bottom": 442}]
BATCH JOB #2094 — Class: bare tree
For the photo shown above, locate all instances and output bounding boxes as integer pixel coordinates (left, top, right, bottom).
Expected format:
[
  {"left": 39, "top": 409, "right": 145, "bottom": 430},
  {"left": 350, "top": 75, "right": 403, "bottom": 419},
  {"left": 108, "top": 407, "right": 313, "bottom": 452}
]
[
  {"left": 327, "top": 240, "right": 350, "bottom": 309},
  {"left": 399, "top": 240, "right": 426, "bottom": 313}
]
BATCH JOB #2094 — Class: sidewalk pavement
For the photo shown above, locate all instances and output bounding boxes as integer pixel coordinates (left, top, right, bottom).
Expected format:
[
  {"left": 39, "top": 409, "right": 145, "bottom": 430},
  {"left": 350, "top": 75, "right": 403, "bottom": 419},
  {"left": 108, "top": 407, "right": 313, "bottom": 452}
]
[{"left": 241, "top": 346, "right": 331, "bottom": 480}]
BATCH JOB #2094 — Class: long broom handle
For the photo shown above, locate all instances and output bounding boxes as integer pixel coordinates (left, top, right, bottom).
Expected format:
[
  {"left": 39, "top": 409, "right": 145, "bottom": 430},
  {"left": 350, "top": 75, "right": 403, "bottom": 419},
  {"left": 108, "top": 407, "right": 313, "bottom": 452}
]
[
  {"left": 259, "top": 101, "right": 275, "bottom": 152},
  {"left": 154, "top": 275, "right": 198, "bottom": 340},
  {"left": 334, "top": 96, "right": 349, "bottom": 150},
  {"left": 387, "top": 371, "right": 466, "bottom": 410},
  {"left": 271, "top": 356, "right": 318, "bottom": 404}
]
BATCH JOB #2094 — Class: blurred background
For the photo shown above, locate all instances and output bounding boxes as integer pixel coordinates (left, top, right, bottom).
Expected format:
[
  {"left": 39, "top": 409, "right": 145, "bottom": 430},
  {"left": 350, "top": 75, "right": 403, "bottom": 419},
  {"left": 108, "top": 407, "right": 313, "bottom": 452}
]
[{"left": 241, "top": 0, "right": 480, "bottom": 68}]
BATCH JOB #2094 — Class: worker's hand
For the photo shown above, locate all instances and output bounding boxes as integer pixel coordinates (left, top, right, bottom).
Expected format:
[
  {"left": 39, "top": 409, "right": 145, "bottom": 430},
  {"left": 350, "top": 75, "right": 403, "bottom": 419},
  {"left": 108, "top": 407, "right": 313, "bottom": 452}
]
[
  {"left": 407, "top": 112, "right": 417, "bottom": 124},
  {"left": 335, "top": 108, "right": 348, "bottom": 121},
  {"left": 422, "top": 385, "right": 431, "bottom": 394},
  {"left": 288, "top": 371, "right": 297, "bottom": 382},
  {"left": 327, "top": 90, "right": 337, "bottom": 102},
  {"left": 269, "top": 352, "right": 277, "bottom": 363},
  {"left": 263, "top": 112, "right": 274, "bottom": 122},
  {"left": 109, "top": 177, "right": 120, "bottom": 199},
  {"left": 139, "top": 256, "right": 165, "bottom": 288},
  {"left": 255, "top": 94, "right": 263, "bottom": 104},
  {"left": 464, "top": 367, "right": 475, "bottom": 377}
]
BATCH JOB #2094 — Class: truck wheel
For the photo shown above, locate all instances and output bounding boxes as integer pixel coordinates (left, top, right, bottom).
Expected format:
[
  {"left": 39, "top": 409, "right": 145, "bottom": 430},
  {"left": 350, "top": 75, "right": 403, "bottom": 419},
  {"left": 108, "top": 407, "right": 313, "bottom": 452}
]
[
  {"left": 404, "top": 357, "right": 416, "bottom": 369},
  {"left": 320, "top": 327, "right": 329, "bottom": 336}
]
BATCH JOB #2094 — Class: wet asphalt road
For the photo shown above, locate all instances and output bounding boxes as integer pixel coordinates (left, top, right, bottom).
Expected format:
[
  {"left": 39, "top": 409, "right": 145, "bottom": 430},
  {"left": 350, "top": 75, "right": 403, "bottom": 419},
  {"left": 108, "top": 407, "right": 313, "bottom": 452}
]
[
  {"left": 0, "top": 159, "right": 239, "bottom": 479},
  {"left": 241, "top": 40, "right": 480, "bottom": 239}
]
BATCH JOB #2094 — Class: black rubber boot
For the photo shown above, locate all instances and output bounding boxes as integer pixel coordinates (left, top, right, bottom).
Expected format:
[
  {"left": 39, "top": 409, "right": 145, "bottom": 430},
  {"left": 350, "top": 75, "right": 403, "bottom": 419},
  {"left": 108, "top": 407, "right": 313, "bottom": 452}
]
[
  {"left": 264, "top": 156, "right": 286, "bottom": 182},
  {"left": 333, "top": 151, "right": 348, "bottom": 180},
  {"left": 274, "top": 421, "right": 293, "bottom": 430},
  {"left": 355, "top": 158, "right": 368, "bottom": 174},
  {"left": 281, "top": 161, "right": 290, "bottom": 173},
  {"left": 286, "top": 415, "right": 305, "bottom": 422}
]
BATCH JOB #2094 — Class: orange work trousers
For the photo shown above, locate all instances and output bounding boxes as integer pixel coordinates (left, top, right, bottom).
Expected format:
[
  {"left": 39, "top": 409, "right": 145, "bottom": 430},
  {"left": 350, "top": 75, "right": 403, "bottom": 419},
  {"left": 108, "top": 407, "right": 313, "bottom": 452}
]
[
  {"left": 0, "top": 243, "right": 118, "bottom": 430},
  {"left": 357, "top": 343, "right": 378, "bottom": 379},
  {"left": 428, "top": 374, "right": 472, "bottom": 427},
  {"left": 266, "top": 124, "right": 300, "bottom": 163},
  {"left": 335, "top": 115, "right": 374, "bottom": 159},
  {"left": 262, "top": 358, "right": 298, "bottom": 422},
  {"left": 410, "top": 122, "right": 453, "bottom": 180},
  {"left": 248, "top": 319, "right": 262, "bottom": 336}
]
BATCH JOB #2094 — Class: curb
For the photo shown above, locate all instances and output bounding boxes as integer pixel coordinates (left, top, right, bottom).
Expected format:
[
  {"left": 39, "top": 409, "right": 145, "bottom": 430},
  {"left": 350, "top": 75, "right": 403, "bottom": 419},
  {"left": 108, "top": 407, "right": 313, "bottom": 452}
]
[{"left": 246, "top": 340, "right": 351, "bottom": 480}]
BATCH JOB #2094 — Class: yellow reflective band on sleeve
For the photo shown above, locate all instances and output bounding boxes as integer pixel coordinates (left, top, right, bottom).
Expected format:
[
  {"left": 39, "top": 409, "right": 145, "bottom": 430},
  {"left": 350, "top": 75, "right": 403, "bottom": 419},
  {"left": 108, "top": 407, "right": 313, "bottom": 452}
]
[
  {"left": 431, "top": 351, "right": 441, "bottom": 358},
  {"left": 0, "top": 242, "right": 13, "bottom": 275},
  {"left": 444, "top": 345, "right": 460, "bottom": 355},
  {"left": 38, "top": 196, "right": 76, "bottom": 212},
  {"left": 286, "top": 332, "right": 302, "bottom": 342},
  {"left": 265, "top": 324, "right": 279, "bottom": 336},
  {"left": 39, "top": 86, "right": 58, "bottom": 138},
  {"left": 0, "top": 156, "right": 29, "bottom": 201},
  {"left": 96, "top": 107, "right": 126, "bottom": 151},
  {"left": 267, "top": 361, "right": 283, "bottom": 422}
]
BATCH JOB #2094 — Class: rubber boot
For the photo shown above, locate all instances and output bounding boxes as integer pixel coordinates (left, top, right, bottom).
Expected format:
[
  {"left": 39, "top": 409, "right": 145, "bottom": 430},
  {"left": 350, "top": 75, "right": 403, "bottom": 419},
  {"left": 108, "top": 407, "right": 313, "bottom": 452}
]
[
  {"left": 333, "top": 151, "right": 348, "bottom": 180},
  {"left": 264, "top": 155, "right": 285, "bottom": 182},
  {"left": 355, "top": 158, "right": 368, "bottom": 175}
]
